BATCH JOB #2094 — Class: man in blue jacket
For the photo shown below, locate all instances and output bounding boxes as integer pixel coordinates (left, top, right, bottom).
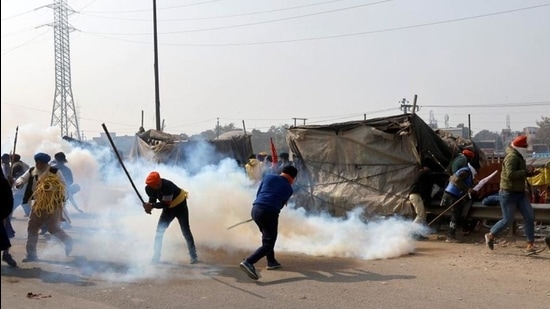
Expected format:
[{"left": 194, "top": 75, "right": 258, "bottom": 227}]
[
  {"left": 239, "top": 165, "right": 298, "bottom": 280},
  {"left": 441, "top": 163, "right": 477, "bottom": 243}
]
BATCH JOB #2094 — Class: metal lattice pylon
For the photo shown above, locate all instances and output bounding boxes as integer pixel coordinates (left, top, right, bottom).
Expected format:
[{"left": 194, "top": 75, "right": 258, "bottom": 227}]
[{"left": 49, "top": 0, "right": 80, "bottom": 140}]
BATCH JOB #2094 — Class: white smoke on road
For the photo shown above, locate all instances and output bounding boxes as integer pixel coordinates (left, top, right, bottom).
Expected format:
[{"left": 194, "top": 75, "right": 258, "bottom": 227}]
[{"left": 2, "top": 125, "right": 421, "bottom": 282}]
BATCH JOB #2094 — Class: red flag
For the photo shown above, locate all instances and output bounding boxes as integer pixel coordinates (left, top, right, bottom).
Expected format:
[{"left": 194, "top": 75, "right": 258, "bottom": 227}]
[{"left": 270, "top": 138, "right": 278, "bottom": 166}]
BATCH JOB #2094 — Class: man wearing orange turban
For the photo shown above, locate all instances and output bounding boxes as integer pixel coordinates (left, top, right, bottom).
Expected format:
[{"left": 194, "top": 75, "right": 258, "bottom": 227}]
[
  {"left": 144, "top": 171, "right": 198, "bottom": 264},
  {"left": 485, "top": 135, "right": 543, "bottom": 255}
]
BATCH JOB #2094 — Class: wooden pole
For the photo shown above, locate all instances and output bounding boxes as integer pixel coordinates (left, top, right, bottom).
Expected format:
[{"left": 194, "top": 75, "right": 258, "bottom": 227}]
[{"left": 101, "top": 123, "right": 145, "bottom": 205}]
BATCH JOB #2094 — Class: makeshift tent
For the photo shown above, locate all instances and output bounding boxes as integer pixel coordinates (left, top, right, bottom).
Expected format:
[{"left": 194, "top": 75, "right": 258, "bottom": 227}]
[
  {"left": 527, "top": 154, "right": 550, "bottom": 203},
  {"left": 129, "top": 129, "right": 253, "bottom": 171},
  {"left": 287, "top": 113, "right": 475, "bottom": 218},
  {"left": 528, "top": 155, "right": 550, "bottom": 185}
]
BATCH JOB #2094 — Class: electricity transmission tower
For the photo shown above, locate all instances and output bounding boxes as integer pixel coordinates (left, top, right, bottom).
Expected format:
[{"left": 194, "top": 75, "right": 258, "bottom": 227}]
[{"left": 49, "top": 0, "right": 81, "bottom": 139}]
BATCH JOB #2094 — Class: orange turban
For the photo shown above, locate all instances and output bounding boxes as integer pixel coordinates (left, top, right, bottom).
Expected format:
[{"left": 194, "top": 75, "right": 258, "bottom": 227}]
[
  {"left": 145, "top": 171, "right": 161, "bottom": 187},
  {"left": 462, "top": 149, "right": 475, "bottom": 159},
  {"left": 512, "top": 135, "right": 528, "bottom": 148}
]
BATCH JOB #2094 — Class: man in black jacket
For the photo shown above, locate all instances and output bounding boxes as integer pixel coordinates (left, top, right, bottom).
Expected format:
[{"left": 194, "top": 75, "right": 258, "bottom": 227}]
[
  {"left": 1, "top": 172, "right": 17, "bottom": 267},
  {"left": 143, "top": 171, "right": 198, "bottom": 264},
  {"left": 408, "top": 159, "right": 448, "bottom": 239}
]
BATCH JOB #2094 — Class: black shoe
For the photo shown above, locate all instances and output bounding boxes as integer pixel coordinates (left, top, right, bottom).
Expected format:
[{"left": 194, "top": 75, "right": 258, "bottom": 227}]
[
  {"left": 22, "top": 255, "right": 38, "bottom": 263},
  {"left": 239, "top": 260, "right": 259, "bottom": 280},
  {"left": 266, "top": 262, "right": 282, "bottom": 270},
  {"left": 545, "top": 236, "right": 550, "bottom": 250},
  {"left": 190, "top": 258, "right": 199, "bottom": 264},
  {"left": 2, "top": 253, "right": 17, "bottom": 267}
]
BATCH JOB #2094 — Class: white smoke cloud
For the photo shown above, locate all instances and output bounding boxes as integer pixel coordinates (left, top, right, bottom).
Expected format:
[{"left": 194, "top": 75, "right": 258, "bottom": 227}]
[{"left": 3, "top": 125, "right": 421, "bottom": 282}]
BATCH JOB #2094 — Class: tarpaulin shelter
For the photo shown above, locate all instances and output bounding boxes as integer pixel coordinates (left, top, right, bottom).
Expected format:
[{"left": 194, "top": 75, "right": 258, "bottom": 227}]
[
  {"left": 527, "top": 154, "right": 550, "bottom": 203},
  {"left": 287, "top": 113, "right": 462, "bottom": 218},
  {"left": 528, "top": 155, "right": 550, "bottom": 186},
  {"left": 129, "top": 129, "right": 253, "bottom": 171}
]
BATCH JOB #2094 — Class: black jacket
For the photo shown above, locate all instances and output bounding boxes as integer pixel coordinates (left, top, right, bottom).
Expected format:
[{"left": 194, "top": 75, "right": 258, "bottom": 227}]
[{"left": 1, "top": 173, "right": 14, "bottom": 220}]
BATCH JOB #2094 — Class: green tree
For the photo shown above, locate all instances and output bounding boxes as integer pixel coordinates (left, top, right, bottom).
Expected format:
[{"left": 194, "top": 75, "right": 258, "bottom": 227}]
[
  {"left": 472, "top": 129, "right": 499, "bottom": 141},
  {"left": 472, "top": 130, "right": 503, "bottom": 153}
]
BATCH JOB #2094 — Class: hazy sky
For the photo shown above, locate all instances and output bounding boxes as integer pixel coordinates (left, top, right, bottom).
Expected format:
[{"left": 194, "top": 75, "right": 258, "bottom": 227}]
[{"left": 1, "top": 0, "right": 549, "bottom": 141}]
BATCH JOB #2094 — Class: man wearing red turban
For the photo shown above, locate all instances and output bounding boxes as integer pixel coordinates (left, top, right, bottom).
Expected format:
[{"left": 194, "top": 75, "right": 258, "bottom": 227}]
[
  {"left": 144, "top": 171, "right": 198, "bottom": 264},
  {"left": 485, "top": 135, "right": 542, "bottom": 255}
]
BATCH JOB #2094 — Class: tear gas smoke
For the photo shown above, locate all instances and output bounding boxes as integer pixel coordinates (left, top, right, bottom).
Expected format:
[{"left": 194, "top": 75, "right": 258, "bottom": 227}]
[{"left": 2, "top": 124, "right": 423, "bottom": 282}]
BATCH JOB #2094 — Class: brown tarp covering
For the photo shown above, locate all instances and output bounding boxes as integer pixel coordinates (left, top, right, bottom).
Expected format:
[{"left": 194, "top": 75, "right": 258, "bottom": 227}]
[
  {"left": 287, "top": 113, "right": 456, "bottom": 218},
  {"left": 129, "top": 129, "right": 253, "bottom": 170}
]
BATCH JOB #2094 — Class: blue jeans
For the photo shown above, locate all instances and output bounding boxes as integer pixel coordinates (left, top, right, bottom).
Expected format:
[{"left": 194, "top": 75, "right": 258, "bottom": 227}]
[{"left": 490, "top": 190, "right": 535, "bottom": 242}]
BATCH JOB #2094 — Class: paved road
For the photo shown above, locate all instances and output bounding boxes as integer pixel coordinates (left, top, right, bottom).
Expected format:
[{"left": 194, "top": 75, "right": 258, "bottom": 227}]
[{"left": 2, "top": 214, "right": 549, "bottom": 309}]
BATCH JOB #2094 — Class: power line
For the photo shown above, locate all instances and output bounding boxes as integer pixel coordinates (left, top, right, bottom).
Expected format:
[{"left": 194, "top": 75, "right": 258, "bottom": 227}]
[
  {"left": 1, "top": 28, "right": 51, "bottom": 55},
  {"left": 80, "top": 3, "right": 550, "bottom": 46},
  {"left": 422, "top": 101, "right": 550, "bottom": 108},
  {"left": 84, "top": 0, "right": 222, "bottom": 14},
  {"left": 82, "top": 0, "right": 393, "bottom": 36},
  {"left": 1, "top": 25, "right": 45, "bottom": 38},
  {"left": 80, "top": 0, "right": 370, "bottom": 22},
  {"left": 0, "top": 8, "right": 37, "bottom": 21}
]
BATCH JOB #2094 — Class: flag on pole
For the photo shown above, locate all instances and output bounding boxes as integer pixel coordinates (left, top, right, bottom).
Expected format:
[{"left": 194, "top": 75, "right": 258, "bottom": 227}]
[{"left": 270, "top": 138, "right": 278, "bottom": 167}]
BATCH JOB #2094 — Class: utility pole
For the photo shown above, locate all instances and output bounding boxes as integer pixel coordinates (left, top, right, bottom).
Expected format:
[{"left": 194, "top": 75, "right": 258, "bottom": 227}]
[
  {"left": 292, "top": 118, "right": 307, "bottom": 126},
  {"left": 468, "top": 114, "right": 472, "bottom": 139},
  {"left": 216, "top": 118, "right": 220, "bottom": 139},
  {"left": 152, "top": 0, "right": 161, "bottom": 131},
  {"left": 48, "top": 0, "right": 81, "bottom": 139},
  {"left": 399, "top": 95, "right": 419, "bottom": 114}
]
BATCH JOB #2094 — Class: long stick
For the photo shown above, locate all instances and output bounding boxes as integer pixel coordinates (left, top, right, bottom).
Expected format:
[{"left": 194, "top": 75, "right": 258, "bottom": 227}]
[
  {"left": 227, "top": 218, "right": 253, "bottom": 230},
  {"left": 427, "top": 150, "right": 450, "bottom": 175},
  {"left": 8, "top": 126, "right": 19, "bottom": 181},
  {"left": 428, "top": 193, "right": 468, "bottom": 226},
  {"left": 101, "top": 123, "right": 145, "bottom": 204}
]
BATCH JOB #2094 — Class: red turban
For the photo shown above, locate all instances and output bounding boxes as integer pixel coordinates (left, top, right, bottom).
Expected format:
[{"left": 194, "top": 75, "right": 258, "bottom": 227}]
[
  {"left": 145, "top": 171, "right": 161, "bottom": 187},
  {"left": 462, "top": 149, "right": 475, "bottom": 159},
  {"left": 512, "top": 135, "right": 528, "bottom": 148}
]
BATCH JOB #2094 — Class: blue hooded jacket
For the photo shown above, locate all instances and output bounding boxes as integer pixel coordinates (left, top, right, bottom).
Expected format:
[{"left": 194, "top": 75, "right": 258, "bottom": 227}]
[{"left": 253, "top": 174, "right": 294, "bottom": 214}]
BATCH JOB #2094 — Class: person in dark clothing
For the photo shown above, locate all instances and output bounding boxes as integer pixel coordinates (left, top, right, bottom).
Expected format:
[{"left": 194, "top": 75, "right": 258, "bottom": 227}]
[
  {"left": 1, "top": 172, "right": 17, "bottom": 267},
  {"left": 10, "top": 154, "right": 31, "bottom": 217},
  {"left": 408, "top": 160, "right": 448, "bottom": 227},
  {"left": 275, "top": 152, "right": 293, "bottom": 173},
  {"left": 239, "top": 165, "right": 298, "bottom": 280},
  {"left": 2, "top": 154, "right": 16, "bottom": 239},
  {"left": 3, "top": 154, "right": 30, "bottom": 240},
  {"left": 450, "top": 149, "right": 475, "bottom": 174},
  {"left": 441, "top": 163, "right": 477, "bottom": 243},
  {"left": 143, "top": 171, "right": 198, "bottom": 264}
]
